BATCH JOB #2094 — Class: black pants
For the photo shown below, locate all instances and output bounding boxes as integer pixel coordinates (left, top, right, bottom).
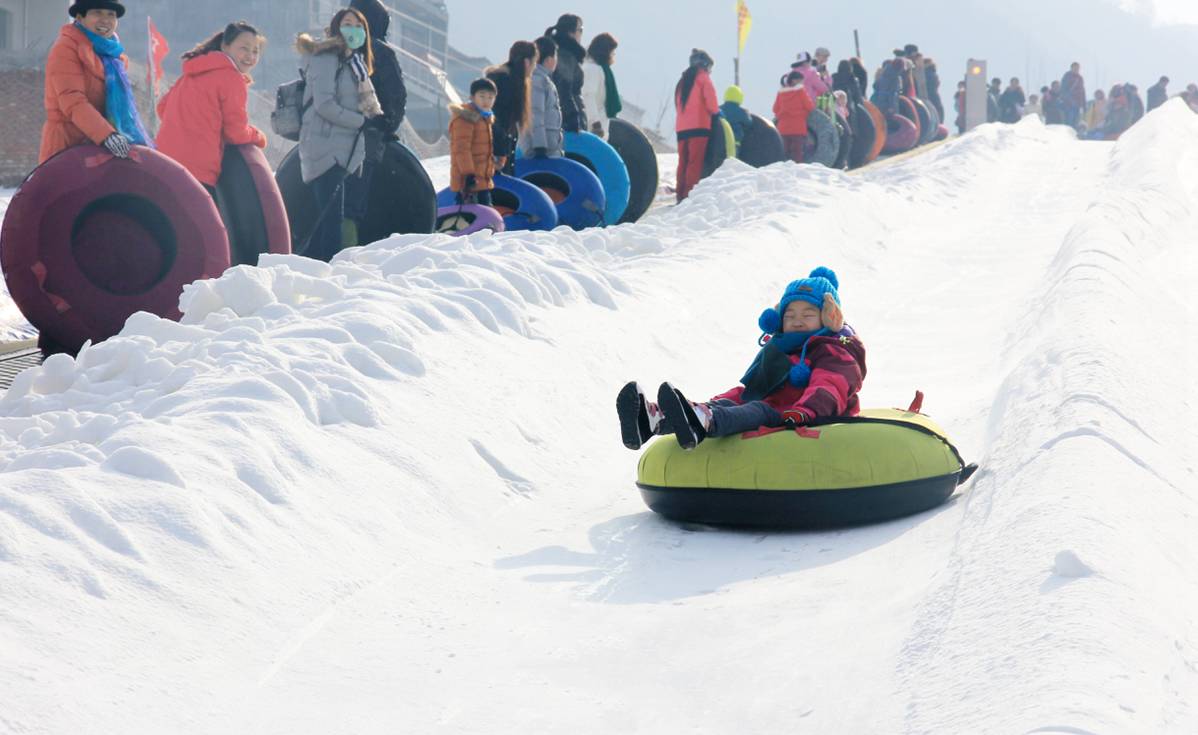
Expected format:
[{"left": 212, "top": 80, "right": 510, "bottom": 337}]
[
  {"left": 309, "top": 166, "right": 347, "bottom": 263},
  {"left": 456, "top": 190, "right": 493, "bottom": 206}
]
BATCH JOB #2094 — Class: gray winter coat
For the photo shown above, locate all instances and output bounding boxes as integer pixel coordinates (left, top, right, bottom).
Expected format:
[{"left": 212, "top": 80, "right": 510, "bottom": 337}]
[
  {"left": 520, "top": 65, "right": 563, "bottom": 157},
  {"left": 297, "top": 35, "right": 366, "bottom": 184}
]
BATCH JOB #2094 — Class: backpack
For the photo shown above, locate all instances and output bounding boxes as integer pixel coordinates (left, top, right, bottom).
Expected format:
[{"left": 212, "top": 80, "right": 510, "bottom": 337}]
[{"left": 271, "top": 71, "right": 310, "bottom": 141}]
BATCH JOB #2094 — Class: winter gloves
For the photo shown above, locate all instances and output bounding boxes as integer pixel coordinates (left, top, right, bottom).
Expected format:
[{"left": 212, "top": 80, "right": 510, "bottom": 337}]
[
  {"left": 349, "top": 54, "right": 384, "bottom": 119},
  {"left": 103, "top": 133, "right": 130, "bottom": 158},
  {"left": 462, "top": 174, "right": 477, "bottom": 194}
]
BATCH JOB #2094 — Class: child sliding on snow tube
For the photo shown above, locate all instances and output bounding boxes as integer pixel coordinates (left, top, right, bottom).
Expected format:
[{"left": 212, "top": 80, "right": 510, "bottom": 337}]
[{"left": 617, "top": 267, "right": 866, "bottom": 450}]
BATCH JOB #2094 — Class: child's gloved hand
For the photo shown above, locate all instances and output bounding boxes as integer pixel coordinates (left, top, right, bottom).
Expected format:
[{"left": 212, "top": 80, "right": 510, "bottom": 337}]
[
  {"left": 788, "top": 361, "right": 812, "bottom": 387},
  {"left": 781, "top": 408, "right": 812, "bottom": 427},
  {"left": 463, "top": 174, "right": 477, "bottom": 193}
]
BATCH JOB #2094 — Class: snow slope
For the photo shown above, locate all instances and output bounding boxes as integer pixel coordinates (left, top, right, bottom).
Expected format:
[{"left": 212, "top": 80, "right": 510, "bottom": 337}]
[{"left": 1, "top": 102, "right": 1196, "bottom": 734}]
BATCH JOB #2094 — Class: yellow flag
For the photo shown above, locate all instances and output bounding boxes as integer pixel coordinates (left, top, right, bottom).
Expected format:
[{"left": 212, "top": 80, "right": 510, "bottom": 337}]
[{"left": 736, "top": 0, "right": 753, "bottom": 54}]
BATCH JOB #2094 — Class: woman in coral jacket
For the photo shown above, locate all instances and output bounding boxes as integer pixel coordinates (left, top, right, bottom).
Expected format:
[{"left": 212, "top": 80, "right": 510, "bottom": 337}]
[
  {"left": 156, "top": 22, "right": 268, "bottom": 194},
  {"left": 674, "top": 48, "right": 719, "bottom": 203},
  {"left": 40, "top": 0, "right": 152, "bottom": 164}
]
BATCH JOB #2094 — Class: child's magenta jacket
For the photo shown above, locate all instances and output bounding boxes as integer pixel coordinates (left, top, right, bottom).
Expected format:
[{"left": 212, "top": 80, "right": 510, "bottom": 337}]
[{"left": 711, "top": 332, "right": 867, "bottom": 424}]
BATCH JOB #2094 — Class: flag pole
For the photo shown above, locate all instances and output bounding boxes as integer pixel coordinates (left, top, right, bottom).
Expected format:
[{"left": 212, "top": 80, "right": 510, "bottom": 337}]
[
  {"left": 854, "top": 29, "right": 861, "bottom": 61},
  {"left": 734, "top": 9, "right": 741, "bottom": 86},
  {"left": 146, "top": 16, "right": 157, "bottom": 129}
]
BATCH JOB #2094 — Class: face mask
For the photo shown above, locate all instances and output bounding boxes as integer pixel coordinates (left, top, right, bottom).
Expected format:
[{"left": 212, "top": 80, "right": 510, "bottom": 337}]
[{"left": 340, "top": 26, "right": 367, "bottom": 50}]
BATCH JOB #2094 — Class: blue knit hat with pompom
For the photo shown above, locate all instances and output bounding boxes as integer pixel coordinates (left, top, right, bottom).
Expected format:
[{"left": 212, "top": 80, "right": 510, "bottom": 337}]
[{"left": 758, "top": 266, "right": 841, "bottom": 334}]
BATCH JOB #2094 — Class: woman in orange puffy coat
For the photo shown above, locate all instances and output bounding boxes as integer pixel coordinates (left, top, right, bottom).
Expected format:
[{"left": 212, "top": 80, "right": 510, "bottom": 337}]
[
  {"left": 41, "top": 0, "right": 151, "bottom": 163},
  {"left": 156, "top": 22, "right": 268, "bottom": 193},
  {"left": 673, "top": 48, "right": 719, "bottom": 203}
]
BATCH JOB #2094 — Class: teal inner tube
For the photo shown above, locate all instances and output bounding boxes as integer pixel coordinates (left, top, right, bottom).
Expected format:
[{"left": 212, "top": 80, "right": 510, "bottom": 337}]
[{"left": 564, "top": 131, "right": 631, "bottom": 225}]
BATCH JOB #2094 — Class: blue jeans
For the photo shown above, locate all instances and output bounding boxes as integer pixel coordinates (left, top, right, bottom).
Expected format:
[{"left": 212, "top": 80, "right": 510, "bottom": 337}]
[{"left": 309, "top": 165, "right": 346, "bottom": 263}]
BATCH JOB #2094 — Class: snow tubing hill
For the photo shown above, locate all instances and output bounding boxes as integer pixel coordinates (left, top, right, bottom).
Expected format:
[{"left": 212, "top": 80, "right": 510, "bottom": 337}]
[
  {"left": 564, "top": 131, "right": 631, "bottom": 225},
  {"left": 437, "top": 175, "right": 558, "bottom": 231},
  {"left": 607, "top": 119, "right": 659, "bottom": 224},
  {"left": 738, "top": 113, "right": 785, "bottom": 168},
  {"left": 515, "top": 156, "right": 605, "bottom": 230},
  {"left": 212, "top": 144, "right": 291, "bottom": 267},
  {"left": 806, "top": 110, "right": 840, "bottom": 167},
  {"left": 0, "top": 145, "right": 230, "bottom": 354},
  {"left": 863, "top": 101, "right": 887, "bottom": 163},
  {"left": 276, "top": 141, "right": 435, "bottom": 255},
  {"left": 849, "top": 103, "right": 877, "bottom": 169},
  {"left": 434, "top": 203, "right": 505, "bottom": 236},
  {"left": 637, "top": 408, "right": 975, "bottom": 528},
  {"left": 883, "top": 115, "right": 920, "bottom": 153}
]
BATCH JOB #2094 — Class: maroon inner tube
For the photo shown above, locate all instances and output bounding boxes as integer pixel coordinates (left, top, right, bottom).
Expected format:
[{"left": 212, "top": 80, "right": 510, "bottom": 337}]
[{"left": 0, "top": 145, "right": 229, "bottom": 353}]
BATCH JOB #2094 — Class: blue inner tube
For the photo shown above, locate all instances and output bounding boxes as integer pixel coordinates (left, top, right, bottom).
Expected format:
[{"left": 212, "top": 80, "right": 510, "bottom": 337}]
[
  {"left": 436, "top": 175, "right": 558, "bottom": 232},
  {"left": 563, "top": 131, "right": 630, "bottom": 225},
  {"left": 514, "top": 156, "right": 606, "bottom": 230}
]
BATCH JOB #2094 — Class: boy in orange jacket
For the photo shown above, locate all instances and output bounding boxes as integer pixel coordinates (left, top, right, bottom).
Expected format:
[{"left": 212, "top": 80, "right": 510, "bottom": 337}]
[
  {"left": 449, "top": 78, "right": 499, "bottom": 205},
  {"left": 773, "top": 71, "right": 815, "bottom": 164}
]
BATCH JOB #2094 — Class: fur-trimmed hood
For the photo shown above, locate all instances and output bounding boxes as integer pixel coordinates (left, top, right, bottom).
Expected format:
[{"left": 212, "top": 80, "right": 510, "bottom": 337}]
[
  {"left": 295, "top": 33, "right": 346, "bottom": 56},
  {"left": 449, "top": 103, "right": 489, "bottom": 124}
]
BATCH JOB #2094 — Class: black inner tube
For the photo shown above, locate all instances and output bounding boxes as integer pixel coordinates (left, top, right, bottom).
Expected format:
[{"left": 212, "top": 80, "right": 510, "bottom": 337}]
[
  {"left": 214, "top": 146, "right": 270, "bottom": 268},
  {"left": 71, "top": 194, "right": 177, "bottom": 296}
]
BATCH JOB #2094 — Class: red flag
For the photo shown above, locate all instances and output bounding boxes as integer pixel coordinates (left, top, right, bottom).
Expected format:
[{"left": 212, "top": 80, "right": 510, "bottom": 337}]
[{"left": 148, "top": 17, "right": 169, "bottom": 94}]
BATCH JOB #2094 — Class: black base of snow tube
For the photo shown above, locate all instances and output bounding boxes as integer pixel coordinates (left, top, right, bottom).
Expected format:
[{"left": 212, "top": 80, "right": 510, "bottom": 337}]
[
  {"left": 848, "top": 103, "right": 877, "bottom": 169},
  {"left": 701, "top": 113, "right": 729, "bottom": 179},
  {"left": 607, "top": 119, "right": 659, "bottom": 224},
  {"left": 0, "top": 145, "right": 230, "bottom": 354},
  {"left": 806, "top": 110, "right": 840, "bottom": 167},
  {"left": 912, "top": 97, "right": 935, "bottom": 145},
  {"left": 738, "top": 113, "right": 786, "bottom": 168},
  {"left": 213, "top": 144, "right": 291, "bottom": 267},
  {"left": 638, "top": 472, "right": 962, "bottom": 529},
  {"left": 276, "top": 141, "right": 435, "bottom": 256},
  {"left": 833, "top": 111, "right": 853, "bottom": 169}
]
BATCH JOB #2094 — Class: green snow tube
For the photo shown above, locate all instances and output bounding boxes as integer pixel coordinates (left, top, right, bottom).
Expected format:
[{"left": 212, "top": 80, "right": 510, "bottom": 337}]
[{"left": 636, "top": 408, "right": 976, "bottom": 528}]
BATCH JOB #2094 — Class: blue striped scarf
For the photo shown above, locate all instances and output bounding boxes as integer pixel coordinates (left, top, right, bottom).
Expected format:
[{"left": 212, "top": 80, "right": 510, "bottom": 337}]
[{"left": 75, "top": 22, "right": 153, "bottom": 147}]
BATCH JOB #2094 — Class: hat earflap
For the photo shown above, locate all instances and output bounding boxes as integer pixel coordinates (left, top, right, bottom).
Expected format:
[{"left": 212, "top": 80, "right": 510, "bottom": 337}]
[
  {"left": 821, "top": 293, "right": 844, "bottom": 332},
  {"left": 758, "top": 306, "right": 782, "bottom": 335}
]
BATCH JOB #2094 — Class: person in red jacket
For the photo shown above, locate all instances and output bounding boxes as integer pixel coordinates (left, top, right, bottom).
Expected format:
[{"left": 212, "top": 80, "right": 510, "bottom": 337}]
[
  {"left": 673, "top": 48, "right": 719, "bottom": 202},
  {"left": 773, "top": 70, "right": 815, "bottom": 164},
  {"left": 156, "top": 21, "right": 268, "bottom": 194},
  {"left": 616, "top": 267, "right": 867, "bottom": 450}
]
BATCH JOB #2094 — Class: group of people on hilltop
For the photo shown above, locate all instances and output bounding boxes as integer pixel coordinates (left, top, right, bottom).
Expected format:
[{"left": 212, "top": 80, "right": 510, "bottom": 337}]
[
  {"left": 449, "top": 15, "right": 629, "bottom": 208},
  {"left": 40, "top": 0, "right": 408, "bottom": 263},
  {"left": 969, "top": 62, "right": 1198, "bottom": 140}
]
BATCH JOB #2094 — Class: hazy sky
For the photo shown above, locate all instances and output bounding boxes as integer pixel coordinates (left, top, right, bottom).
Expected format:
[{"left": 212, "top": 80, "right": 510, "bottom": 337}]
[{"left": 445, "top": 0, "right": 1198, "bottom": 133}]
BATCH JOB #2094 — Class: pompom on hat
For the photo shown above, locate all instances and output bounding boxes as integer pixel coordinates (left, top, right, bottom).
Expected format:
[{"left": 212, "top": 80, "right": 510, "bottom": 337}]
[{"left": 758, "top": 266, "right": 844, "bottom": 334}]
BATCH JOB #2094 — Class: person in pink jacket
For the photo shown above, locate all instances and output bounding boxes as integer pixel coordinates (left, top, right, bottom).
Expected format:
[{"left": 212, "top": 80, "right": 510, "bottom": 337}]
[
  {"left": 673, "top": 48, "right": 719, "bottom": 202},
  {"left": 773, "top": 71, "right": 815, "bottom": 163},
  {"left": 790, "top": 52, "right": 829, "bottom": 100}
]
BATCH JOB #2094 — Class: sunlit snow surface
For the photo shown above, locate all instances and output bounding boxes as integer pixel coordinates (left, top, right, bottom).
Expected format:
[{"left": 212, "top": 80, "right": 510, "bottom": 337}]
[{"left": 1, "top": 103, "right": 1197, "bottom": 734}]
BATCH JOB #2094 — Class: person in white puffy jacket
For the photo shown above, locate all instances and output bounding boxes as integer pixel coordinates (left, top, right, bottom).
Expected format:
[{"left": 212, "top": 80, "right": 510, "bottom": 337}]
[{"left": 579, "top": 32, "right": 621, "bottom": 138}]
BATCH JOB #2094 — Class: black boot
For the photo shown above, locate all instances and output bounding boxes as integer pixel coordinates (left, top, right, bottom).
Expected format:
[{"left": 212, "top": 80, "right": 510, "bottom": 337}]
[
  {"left": 616, "top": 381, "right": 656, "bottom": 450},
  {"left": 657, "top": 382, "right": 708, "bottom": 450}
]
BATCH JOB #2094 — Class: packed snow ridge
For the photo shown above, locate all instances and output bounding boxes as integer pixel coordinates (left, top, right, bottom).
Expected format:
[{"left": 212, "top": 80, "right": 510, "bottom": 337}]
[{"left": 1, "top": 101, "right": 1196, "bottom": 733}]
